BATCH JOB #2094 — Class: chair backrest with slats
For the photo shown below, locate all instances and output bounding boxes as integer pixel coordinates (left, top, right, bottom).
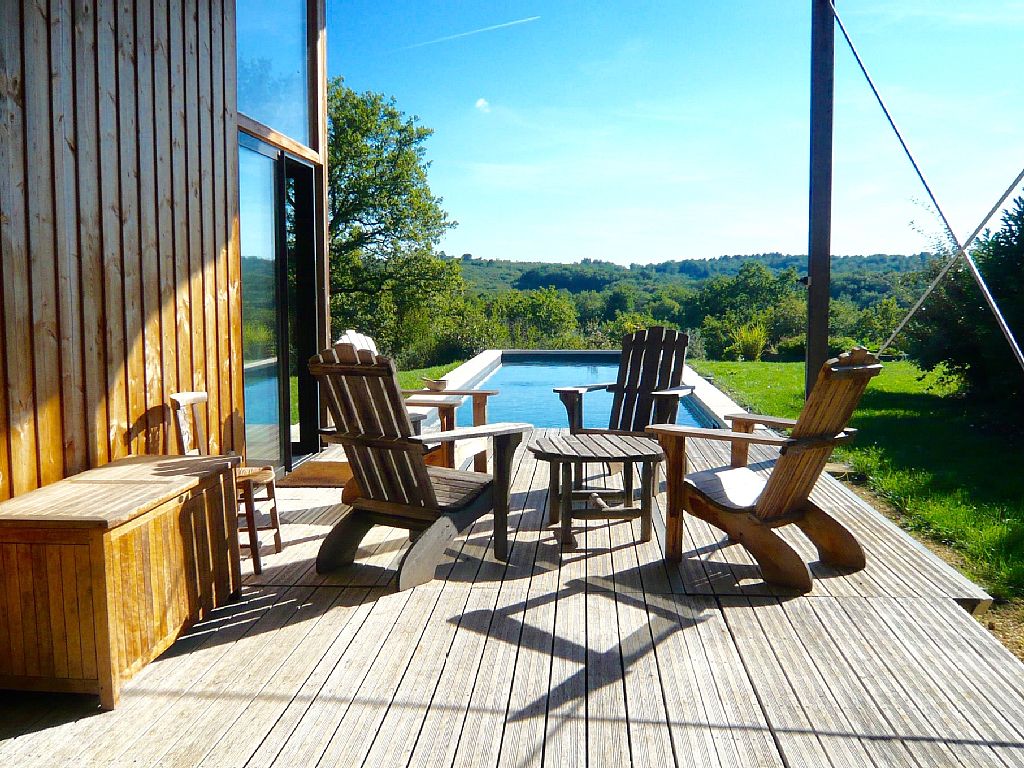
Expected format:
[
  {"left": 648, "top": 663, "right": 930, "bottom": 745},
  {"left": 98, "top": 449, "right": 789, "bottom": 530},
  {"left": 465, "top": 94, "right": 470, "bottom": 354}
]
[
  {"left": 170, "top": 391, "right": 209, "bottom": 456},
  {"left": 608, "top": 326, "right": 689, "bottom": 432},
  {"left": 756, "top": 347, "right": 882, "bottom": 520},
  {"left": 336, "top": 329, "right": 379, "bottom": 355},
  {"left": 309, "top": 342, "right": 438, "bottom": 509}
]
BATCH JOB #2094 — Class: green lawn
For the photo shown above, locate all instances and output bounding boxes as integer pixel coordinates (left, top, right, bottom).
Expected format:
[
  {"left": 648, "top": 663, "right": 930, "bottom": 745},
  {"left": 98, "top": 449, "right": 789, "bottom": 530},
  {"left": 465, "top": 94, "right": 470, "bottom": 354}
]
[
  {"left": 395, "top": 362, "right": 464, "bottom": 391},
  {"left": 692, "top": 359, "right": 1024, "bottom": 599}
]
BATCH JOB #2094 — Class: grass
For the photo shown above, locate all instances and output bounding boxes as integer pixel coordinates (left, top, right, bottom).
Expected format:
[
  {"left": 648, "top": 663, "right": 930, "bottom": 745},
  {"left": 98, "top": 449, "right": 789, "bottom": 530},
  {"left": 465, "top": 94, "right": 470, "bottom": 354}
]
[
  {"left": 692, "top": 359, "right": 1024, "bottom": 599},
  {"left": 395, "top": 362, "right": 464, "bottom": 391}
]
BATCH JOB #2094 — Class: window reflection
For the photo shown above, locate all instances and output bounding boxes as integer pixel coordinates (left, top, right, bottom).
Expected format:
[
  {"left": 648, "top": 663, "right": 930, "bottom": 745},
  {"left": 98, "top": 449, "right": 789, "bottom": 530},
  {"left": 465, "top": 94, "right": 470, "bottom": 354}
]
[
  {"left": 237, "top": 0, "right": 309, "bottom": 146},
  {"left": 239, "top": 143, "right": 283, "bottom": 468}
]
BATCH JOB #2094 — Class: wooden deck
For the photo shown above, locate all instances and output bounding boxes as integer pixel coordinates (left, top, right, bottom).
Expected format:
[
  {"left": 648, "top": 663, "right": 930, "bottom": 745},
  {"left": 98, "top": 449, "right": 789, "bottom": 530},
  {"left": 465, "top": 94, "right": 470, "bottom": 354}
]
[{"left": 3, "top": 428, "right": 1022, "bottom": 767}]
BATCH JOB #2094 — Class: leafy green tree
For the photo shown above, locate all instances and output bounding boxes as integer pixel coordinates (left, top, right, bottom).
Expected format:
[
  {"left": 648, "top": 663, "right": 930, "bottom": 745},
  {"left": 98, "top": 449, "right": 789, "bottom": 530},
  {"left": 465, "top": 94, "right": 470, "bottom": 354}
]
[
  {"left": 490, "top": 288, "right": 579, "bottom": 348},
  {"left": 905, "top": 196, "right": 1024, "bottom": 414},
  {"left": 324, "top": 78, "right": 461, "bottom": 358},
  {"left": 326, "top": 78, "right": 453, "bottom": 263}
]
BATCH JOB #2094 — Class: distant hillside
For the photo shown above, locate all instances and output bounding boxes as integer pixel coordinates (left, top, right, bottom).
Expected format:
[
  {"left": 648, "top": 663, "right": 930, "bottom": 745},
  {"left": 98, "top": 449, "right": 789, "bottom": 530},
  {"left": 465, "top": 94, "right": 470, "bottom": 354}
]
[{"left": 444, "top": 251, "right": 932, "bottom": 295}]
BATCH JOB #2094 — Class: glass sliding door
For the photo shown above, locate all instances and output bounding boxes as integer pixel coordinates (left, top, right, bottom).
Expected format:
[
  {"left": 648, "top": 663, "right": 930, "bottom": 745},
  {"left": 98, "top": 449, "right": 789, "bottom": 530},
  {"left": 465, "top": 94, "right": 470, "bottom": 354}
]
[
  {"left": 238, "top": 136, "right": 286, "bottom": 469},
  {"left": 238, "top": 134, "right": 321, "bottom": 470}
]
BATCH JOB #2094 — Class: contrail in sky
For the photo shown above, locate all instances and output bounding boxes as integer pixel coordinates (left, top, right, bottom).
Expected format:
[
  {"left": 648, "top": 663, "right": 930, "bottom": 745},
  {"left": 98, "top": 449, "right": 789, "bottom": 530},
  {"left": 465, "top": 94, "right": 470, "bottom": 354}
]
[{"left": 404, "top": 16, "right": 541, "bottom": 49}]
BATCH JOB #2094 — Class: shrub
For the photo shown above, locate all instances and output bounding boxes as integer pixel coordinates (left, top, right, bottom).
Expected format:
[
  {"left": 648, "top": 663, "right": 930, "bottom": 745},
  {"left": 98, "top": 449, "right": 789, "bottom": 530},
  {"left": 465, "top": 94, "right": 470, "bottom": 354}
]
[{"left": 728, "top": 323, "right": 769, "bottom": 361}]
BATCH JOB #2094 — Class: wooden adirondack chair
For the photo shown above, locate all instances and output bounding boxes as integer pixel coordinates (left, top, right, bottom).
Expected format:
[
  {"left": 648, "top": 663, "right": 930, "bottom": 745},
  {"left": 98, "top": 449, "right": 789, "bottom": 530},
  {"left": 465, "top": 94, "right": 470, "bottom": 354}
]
[
  {"left": 647, "top": 347, "right": 882, "bottom": 593},
  {"left": 554, "top": 326, "right": 691, "bottom": 493},
  {"left": 309, "top": 342, "right": 531, "bottom": 590},
  {"left": 555, "top": 326, "right": 691, "bottom": 434}
]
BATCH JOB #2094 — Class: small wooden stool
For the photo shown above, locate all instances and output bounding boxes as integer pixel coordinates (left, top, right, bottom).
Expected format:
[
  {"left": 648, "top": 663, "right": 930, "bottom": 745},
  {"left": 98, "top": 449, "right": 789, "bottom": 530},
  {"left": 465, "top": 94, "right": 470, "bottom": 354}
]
[
  {"left": 527, "top": 433, "right": 664, "bottom": 549},
  {"left": 171, "top": 392, "right": 284, "bottom": 574}
]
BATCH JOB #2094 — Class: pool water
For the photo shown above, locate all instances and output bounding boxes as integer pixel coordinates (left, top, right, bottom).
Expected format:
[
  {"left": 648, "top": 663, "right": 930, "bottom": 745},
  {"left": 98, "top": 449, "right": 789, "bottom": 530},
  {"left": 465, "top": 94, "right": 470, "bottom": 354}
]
[{"left": 454, "top": 356, "right": 713, "bottom": 429}]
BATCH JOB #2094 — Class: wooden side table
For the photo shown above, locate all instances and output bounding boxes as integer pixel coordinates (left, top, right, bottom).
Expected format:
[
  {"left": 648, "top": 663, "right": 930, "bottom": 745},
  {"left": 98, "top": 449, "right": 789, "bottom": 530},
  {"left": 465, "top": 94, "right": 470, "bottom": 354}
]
[{"left": 527, "top": 434, "right": 664, "bottom": 548}]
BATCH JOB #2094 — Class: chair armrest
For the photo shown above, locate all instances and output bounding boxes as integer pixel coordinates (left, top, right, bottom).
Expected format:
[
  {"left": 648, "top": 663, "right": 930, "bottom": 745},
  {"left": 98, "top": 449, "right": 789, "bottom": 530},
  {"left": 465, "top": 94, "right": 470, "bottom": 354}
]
[
  {"left": 401, "top": 397, "right": 464, "bottom": 409},
  {"left": 402, "top": 389, "right": 499, "bottom": 397},
  {"left": 725, "top": 413, "right": 798, "bottom": 431},
  {"left": 645, "top": 423, "right": 791, "bottom": 447},
  {"left": 650, "top": 385, "right": 696, "bottom": 398},
  {"left": 553, "top": 382, "right": 616, "bottom": 394},
  {"left": 411, "top": 422, "right": 532, "bottom": 444}
]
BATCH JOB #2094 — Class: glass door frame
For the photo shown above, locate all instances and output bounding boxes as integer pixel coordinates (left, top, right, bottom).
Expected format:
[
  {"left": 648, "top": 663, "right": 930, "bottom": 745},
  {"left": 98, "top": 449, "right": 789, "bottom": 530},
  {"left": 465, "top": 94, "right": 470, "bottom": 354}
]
[{"left": 239, "top": 133, "right": 321, "bottom": 471}]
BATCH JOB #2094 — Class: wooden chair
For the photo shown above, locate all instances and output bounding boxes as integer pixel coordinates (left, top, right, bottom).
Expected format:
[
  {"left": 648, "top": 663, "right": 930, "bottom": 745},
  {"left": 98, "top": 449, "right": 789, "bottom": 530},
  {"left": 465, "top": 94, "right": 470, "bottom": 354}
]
[
  {"left": 335, "top": 329, "right": 497, "bottom": 471},
  {"left": 309, "top": 342, "right": 531, "bottom": 590},
  {"left": 554, "top": 325, "right": 690, "bottom": 493},
  {"left": 170, "top": 391, "right": 283, "bottom": 575},
  {"left": 647, "top": 347, "right": 882, "bottom": 593}
]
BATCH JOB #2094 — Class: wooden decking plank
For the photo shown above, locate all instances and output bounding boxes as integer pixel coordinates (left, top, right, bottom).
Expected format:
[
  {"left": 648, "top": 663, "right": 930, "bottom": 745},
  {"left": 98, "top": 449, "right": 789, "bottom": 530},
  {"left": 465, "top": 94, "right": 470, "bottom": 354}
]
[
  {"left": 194, "top": 587, "right": 378, "bottom": 767},
  {"left": 542, "top": 585, "right": 586, "bottom": 768},
  {"left": 450, "top": 579, "right": 531, "bottom": 768},
  {"left": 838, "top": 597, "right": 1008, "bottom": 767},
  {"left": 94, "top": 585, "right": 327, "bottom": 767},
  {"left": 496, "top": 576, "right": 558, "bottom": 768},
  {"left": 405, "top": 585, "right": 504, "bottom": 768},
  {"left": 746, "top": 598, "right": 880, "bottom": 766},
  {"left": 263, "top": 586, "right": 438, "bottom": 767},
  {"left": 244, "top": 589, "right": 414, "bottom": 768},
  {"left": 355, "top": 587, "right": 476, "bottom": 768},
  {"left": 586, "top": 578, "right": 630, "bottom": 766},
  {"left": 779, "top": 598, "right": 920, "bottom": 768},
  {"left": 887, "top": 598, "right": 1024, "bottom": 743},
  {"left": 923, "top": 597, "right": 1024, "bottom": 699},
  {"left": 154, "top": 586, "right": 367, "bottom": 768},
  {"left": 615, "top": 587, "right": 676, "bottom": 766},
  {"left": 3, "top": 585, "right": 293, "bottom": 766},
  {"left": 642, "top": 593, "right": 730, "bottom": 768},
  {"left": 807, "top": 596, "right": 988, "bottom": 768},
  {"left": 719, "top": 597, "right": 837, "bottom": 768}
]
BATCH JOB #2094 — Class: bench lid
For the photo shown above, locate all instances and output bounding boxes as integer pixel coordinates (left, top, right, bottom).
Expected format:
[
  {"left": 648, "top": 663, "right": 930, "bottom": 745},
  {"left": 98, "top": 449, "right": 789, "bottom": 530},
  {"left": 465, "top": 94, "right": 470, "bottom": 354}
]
[{"left": 0, "top": 455, "right": 239, "bottom": 529}]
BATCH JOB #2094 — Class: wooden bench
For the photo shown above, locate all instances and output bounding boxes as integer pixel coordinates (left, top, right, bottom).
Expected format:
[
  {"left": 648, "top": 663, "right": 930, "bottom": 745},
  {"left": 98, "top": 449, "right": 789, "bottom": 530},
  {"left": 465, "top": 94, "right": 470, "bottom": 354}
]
[{"left": 0, "top": 455, "right": 242, "bottom": 708}]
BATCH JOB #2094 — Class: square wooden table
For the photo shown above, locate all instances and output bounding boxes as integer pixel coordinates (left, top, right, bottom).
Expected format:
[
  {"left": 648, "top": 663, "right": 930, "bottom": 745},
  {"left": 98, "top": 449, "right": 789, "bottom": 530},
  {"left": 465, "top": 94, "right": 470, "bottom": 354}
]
[{"left": 527, "top": 434, "right": 664, "bottom": 548}]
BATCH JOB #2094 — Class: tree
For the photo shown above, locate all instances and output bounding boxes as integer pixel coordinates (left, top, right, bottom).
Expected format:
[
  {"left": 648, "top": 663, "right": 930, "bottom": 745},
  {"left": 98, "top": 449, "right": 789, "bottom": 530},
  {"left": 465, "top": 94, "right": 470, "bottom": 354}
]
[
  {"left": 490, "top": 288, "right": 579, "bottom": 348},
  {"left": 905, "top": 196, "right": 1024, "bottom": 416},
  {"left": 325, "top": 79, "right": 458, "bottom": 355}
]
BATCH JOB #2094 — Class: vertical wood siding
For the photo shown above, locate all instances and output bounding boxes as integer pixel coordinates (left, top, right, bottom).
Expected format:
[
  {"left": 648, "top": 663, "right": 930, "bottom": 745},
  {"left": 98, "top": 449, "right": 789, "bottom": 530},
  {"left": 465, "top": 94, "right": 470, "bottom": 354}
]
[{"left": 0, "top": 0, "right": 243, "bottom": 500}]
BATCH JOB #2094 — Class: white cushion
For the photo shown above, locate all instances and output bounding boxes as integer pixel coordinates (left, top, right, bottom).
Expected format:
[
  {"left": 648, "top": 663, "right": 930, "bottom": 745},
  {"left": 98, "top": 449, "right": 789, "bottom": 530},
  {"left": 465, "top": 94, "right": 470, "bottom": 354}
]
[{"left": 685, "top": 466, "right": 765, "bottom": 510}]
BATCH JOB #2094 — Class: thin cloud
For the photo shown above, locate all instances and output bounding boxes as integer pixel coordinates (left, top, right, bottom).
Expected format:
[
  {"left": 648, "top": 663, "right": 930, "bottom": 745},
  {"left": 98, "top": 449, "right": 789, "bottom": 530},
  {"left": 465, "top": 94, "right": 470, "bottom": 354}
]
[
  {"left": 475, "top": 98, "right": 491, "bottom": 113},
  {"left": 404, "top": 16, "right": 540, "bottom": 50}
]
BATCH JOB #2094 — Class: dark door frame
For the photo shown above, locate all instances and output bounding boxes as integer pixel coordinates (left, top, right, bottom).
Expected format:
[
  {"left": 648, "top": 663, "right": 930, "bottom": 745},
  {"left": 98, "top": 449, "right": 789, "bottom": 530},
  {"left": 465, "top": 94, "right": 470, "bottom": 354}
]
[{"left": 239, "top": 132, "right": 321, "bottom": 471}]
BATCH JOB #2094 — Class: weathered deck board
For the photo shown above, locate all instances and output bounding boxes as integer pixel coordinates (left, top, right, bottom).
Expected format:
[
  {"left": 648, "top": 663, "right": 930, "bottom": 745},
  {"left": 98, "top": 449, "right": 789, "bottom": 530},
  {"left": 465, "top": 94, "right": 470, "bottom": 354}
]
[{"left": 0, "top": 429, "right": 1020, "bottom": 768}]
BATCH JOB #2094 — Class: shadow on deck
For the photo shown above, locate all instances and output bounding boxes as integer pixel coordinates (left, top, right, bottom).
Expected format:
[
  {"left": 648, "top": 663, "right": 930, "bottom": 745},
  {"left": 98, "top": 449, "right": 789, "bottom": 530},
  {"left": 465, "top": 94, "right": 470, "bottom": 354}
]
[{"left": 2, "top": 429, "right": 1021, "bottom": 768}]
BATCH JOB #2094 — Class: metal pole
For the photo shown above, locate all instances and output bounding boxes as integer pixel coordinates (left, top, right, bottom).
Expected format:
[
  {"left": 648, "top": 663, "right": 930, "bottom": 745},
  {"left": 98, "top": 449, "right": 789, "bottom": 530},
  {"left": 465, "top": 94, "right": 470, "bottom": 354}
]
[{"left": 806, "top": 0, "right": 835, "bottom": 396}]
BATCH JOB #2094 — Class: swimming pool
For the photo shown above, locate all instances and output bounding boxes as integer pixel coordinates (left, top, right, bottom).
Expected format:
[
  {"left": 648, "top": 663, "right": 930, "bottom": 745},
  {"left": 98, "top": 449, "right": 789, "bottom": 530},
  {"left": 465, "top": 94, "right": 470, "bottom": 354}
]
[{"left": 453, "top": 353, "right": 716, "bottom": 429}]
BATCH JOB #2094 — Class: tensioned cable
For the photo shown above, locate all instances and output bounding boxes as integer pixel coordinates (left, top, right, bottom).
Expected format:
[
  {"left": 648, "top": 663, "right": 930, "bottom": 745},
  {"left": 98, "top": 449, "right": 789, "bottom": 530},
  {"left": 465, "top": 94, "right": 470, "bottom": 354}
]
[{"left": 830, "top": 2, "right": 1024, "bottom": 372}]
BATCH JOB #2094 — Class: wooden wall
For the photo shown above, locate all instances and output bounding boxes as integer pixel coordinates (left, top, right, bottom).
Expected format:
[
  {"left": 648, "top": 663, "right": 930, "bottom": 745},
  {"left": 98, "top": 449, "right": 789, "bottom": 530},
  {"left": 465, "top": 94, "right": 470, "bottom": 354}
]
[{"left": 0, "top": 0, "right": 244, "bottom": 501}]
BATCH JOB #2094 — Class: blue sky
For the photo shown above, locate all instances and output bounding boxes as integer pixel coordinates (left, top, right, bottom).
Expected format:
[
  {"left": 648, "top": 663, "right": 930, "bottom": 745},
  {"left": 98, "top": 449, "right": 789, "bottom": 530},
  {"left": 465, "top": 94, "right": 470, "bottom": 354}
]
[{"left": 328, "top": 2, "right": 1024, "bottom": 264}]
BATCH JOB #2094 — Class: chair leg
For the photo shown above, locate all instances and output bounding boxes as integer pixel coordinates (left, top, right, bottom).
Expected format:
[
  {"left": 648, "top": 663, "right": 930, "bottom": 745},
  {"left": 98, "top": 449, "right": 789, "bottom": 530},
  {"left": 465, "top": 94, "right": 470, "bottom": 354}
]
[
  {"left": 265, "top": 479, "right": 283, "bottom": 553},
  {"left": 708, "top": 509, "right": 813, "bottom": 593},
  {"left": 316, "top": 509, "right": 375, "bottom": 574},
  {"left": 796, "top": 502, "right": 866, "bottom": 570},
  {"left": 397, "top": 516, "right": 458, "bottom": 591},
  {"left": 240, "top": 480, "right": 262, "bottom": 575}
]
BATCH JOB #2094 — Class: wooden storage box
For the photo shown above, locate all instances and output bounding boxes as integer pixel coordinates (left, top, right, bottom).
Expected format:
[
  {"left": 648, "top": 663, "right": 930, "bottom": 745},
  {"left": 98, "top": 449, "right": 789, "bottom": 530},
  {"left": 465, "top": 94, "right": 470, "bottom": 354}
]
[{"left": 0, "top": 455, "right": 242, "bottom": 708}]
